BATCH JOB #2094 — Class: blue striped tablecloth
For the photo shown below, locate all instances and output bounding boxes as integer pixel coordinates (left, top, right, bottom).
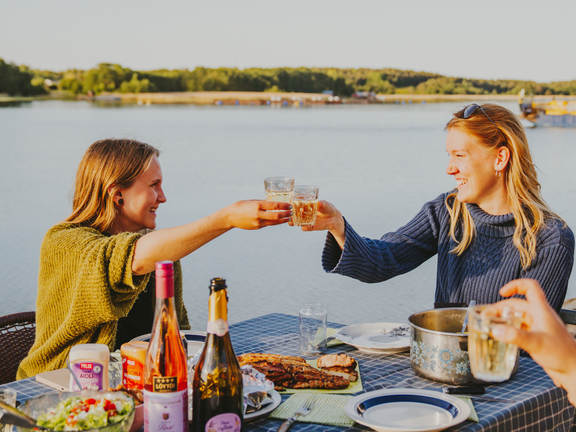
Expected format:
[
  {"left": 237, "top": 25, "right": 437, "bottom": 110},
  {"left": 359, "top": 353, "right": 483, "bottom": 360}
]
[{"left": 1, "top": 313, "right": 574, "bottom": 431}]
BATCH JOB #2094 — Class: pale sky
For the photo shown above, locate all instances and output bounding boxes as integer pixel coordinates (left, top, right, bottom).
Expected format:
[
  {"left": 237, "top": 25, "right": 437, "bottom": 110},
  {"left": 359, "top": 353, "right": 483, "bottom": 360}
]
[{"left": 2, "top": 0, "right": 575, "bottom": 83}]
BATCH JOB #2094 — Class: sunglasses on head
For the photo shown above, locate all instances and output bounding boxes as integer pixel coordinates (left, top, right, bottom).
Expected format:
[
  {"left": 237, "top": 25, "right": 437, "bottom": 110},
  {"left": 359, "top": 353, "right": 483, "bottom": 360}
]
[{"left": 463, "top": 103, "right": 507, "bottom": 144}]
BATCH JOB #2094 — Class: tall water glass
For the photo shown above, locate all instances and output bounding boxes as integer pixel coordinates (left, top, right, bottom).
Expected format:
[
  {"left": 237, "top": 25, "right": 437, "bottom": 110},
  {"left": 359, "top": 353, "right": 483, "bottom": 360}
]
[
  {"left": 264, "top": 177, "right": 294, "bottom": 208},
  {"left": 292, "top": 185, "right": 319, "bottom": 227},
  {"left": 468, "top": 305, "right": 523, "bottom": 382},
  {"left": 0, "top": 388, "right": 17, "bottom": 432},
  {"left": 299, "top": 303, "right": 327, "bottom": 354}
]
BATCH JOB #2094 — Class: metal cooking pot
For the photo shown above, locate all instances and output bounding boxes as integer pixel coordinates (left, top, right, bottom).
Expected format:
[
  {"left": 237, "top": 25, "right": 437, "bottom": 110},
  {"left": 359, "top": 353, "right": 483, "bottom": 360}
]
[{"left": 408, "top": 308, "right": 519, "bottom": 386}]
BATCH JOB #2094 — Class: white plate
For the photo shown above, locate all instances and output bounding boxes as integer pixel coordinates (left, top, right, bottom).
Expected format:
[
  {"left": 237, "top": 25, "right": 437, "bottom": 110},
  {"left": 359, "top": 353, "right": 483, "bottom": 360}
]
[
  {"left": 345, "top": 388, "right": 471, "bottom": 432},
  {"left": 335, "top": 322, "right": 410, "bottom": 353},
  {"left": 244, "top": 390, "right": 282, "bottom": 421},
  {"left": 131, "top": 330, "right": 206, "bottom": 357}
]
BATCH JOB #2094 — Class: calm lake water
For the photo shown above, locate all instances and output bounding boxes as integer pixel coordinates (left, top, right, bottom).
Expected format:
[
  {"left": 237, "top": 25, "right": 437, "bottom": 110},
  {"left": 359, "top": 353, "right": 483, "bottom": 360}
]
[{"left": 1, "top": 100, "right": 575, "bottom": 331}]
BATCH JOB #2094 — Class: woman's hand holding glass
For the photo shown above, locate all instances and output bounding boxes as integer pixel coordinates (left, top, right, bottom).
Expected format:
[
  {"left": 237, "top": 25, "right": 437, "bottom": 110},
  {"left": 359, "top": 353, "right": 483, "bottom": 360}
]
[
  {"left": 225, "top": 200, "right": 292, "bottom": 230},
  {"left": 490, "top": 279, "right": 576, "bottom": 405},
  {"left": 291, "top": 200, "right": 346, "bottom": 247}
]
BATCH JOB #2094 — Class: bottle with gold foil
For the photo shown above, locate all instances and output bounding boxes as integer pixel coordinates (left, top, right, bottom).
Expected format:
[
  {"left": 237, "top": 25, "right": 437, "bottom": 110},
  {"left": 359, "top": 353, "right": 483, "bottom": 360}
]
[
  {"left": 192, "top": 278, "right": 243, "bottom": 432},
  {"left": 143, "top": 261, "right": 188, "bottom": 432}
]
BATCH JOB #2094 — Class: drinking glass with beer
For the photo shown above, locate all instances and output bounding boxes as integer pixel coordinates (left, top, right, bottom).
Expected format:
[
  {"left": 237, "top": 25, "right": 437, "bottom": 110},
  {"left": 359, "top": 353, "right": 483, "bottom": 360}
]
[
  {"left": 292, "top": 185, "right": 319, "bottom": 227},
  {"left": 264, "top": 177, "right": 294, "bottom": 207},
  {"left": 468, "top": 305, "right": 524, "bottom": 382}
]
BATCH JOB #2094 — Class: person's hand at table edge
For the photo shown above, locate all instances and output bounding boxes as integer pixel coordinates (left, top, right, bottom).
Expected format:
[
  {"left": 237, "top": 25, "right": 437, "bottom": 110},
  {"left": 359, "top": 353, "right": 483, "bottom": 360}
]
[{"left": 490, "top": 278, "right": 576, "bottom": 406}]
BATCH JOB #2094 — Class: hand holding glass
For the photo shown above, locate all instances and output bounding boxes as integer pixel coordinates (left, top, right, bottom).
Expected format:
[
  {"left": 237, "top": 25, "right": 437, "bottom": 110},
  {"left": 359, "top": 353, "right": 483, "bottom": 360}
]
[
  {"left": 292, "top": 185, "right": 319, "bottom": 227},
  {"left": 468, "top": 305, "right": 523, "bottom": 382}
]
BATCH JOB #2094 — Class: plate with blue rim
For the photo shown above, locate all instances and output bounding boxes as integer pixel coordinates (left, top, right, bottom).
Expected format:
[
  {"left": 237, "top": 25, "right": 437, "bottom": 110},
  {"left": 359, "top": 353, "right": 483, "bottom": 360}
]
[
  {"left": 344, "top": 388, "right": 471, "bottom": 432},
  {"left": 131, "top": 330, "right": 206, "bottom": 357}
]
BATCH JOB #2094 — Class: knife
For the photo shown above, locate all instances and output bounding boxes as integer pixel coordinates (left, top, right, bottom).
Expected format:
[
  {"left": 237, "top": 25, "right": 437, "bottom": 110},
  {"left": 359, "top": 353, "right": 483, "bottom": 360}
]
[{"left": 443, "top": 387, "right": 485, "bottom": 395}]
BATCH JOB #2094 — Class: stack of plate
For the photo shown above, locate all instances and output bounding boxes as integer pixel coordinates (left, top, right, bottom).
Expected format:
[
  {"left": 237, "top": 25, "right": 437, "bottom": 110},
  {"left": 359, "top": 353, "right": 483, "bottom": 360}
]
[{"left": 334, "top": 322, "right": 410, "bottom": 354}]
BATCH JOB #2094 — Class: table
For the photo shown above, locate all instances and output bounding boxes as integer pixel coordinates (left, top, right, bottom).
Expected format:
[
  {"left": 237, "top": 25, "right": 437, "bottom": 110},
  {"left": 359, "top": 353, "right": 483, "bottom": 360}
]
[{"left": 1, "top": 313, "right": 575, "bottom": 431}]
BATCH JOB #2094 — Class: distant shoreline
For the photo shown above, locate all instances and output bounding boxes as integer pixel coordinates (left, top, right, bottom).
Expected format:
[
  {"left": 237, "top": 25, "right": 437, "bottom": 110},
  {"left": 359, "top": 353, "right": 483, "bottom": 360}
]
[{"left": 3, "top": 91, "right": 576, "bottom": 105}]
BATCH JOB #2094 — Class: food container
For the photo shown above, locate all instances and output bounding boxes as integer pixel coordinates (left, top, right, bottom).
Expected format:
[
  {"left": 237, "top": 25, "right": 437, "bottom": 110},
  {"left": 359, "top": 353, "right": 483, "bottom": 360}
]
[
  {"left": 16, "top": 390, "right": 135, "bottom": 432},
  {"left": 408, "top": 308, "right": 519, "bottom": 386}
]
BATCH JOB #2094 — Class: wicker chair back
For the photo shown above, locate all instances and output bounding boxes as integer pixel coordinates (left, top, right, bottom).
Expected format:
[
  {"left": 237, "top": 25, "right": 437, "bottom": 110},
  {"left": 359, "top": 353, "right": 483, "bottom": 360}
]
[{"left": 0, "top": 311, "right": 36, "bottom": 384}]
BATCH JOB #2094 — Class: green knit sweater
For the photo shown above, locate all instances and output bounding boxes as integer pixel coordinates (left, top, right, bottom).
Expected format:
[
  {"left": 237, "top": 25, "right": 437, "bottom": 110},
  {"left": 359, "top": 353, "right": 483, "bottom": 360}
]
[{"left": 17, "top": 223, "right": 190, "bottom": 380}]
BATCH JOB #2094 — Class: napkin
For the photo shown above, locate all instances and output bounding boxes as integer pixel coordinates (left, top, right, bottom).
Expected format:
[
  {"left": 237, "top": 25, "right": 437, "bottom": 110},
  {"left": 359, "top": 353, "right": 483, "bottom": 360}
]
[
  {"left": 327, "top": 328, "right": 345, "bottom": 347},
  {"left": 313, "top": 328, "right": 345, "bottom": 347},
  {"left": 453, "top": 396, "right": 479, "bottom": 422},
  {"left": 269, "top": 393, "right": 355, "bottom": 427}
]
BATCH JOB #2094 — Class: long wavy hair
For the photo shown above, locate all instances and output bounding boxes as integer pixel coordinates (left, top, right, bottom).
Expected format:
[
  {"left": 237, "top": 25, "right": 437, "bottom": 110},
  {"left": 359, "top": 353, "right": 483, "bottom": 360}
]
[
  {"left": 65, "top": 139, "right": 160, "bottom": 233},
  {"left": 445, "top": 103, "right": 559, "bottom": 269}
]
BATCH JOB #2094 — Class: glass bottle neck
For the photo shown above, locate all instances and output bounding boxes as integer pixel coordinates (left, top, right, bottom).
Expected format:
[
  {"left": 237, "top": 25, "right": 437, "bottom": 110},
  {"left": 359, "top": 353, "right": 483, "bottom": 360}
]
[{"left": 208, "top": 289, "right": 228, "bottom": 322}]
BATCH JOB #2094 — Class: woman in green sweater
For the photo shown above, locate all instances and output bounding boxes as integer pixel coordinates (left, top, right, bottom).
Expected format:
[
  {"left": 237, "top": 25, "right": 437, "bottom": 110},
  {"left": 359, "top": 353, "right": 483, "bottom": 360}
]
[{"left": 17, "top": 138, "right": 292, "bottom": 379}]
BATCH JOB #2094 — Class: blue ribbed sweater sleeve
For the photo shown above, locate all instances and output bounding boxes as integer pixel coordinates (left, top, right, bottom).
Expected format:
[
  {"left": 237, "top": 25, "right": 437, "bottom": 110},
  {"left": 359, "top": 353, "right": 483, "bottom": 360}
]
[{"left": 322, "top": 196, "right": 444, "bottom": 282}]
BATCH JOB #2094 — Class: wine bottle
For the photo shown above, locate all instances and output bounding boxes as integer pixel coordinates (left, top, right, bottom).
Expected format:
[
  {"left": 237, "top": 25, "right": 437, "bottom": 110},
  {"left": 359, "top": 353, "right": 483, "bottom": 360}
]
[
  {"left": 143, "top": 261, "right": 188, "bottom": 432},
  {"left": 192, "top": 278, "right": 243, "bottom": 432}
]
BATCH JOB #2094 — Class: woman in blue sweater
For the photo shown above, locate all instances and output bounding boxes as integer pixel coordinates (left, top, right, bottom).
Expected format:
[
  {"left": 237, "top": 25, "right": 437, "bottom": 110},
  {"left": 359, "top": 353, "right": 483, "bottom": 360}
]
[{"left": 303, "top": 103, "right": 574, "bottom": 310}]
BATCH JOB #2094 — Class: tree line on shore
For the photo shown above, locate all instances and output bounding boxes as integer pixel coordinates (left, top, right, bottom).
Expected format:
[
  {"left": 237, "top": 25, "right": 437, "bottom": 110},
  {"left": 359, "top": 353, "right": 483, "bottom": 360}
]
[{"left": 2, "top": 59, "right": 576, "bottom": 97}]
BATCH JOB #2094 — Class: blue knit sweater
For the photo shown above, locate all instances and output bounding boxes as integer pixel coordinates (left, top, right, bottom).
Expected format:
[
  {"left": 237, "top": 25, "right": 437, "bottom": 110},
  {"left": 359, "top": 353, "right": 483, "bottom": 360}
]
[{"left": 322, "top": 192, "right": 575, "bottom": 311}]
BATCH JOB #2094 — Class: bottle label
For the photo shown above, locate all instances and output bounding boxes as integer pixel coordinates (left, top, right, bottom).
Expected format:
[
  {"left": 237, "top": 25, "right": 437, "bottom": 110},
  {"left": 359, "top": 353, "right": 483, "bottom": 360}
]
[
  {"left": 205, "top": 413, "right": 241, "bottom": 432},
  {"left": 153, "top": 376, "right": 178, "bottom": 392},
  {"left": 70, "top": 360, "right": 105, "bottom": 391},
  {"left": 207, "top": 319, "right": 229, "bottom": 336},
  {"left": 144, "top": 389, "right": 188, "bottom": 432},
  {"left": 122, "top": 357, "right": 145, "bottom": 390}
]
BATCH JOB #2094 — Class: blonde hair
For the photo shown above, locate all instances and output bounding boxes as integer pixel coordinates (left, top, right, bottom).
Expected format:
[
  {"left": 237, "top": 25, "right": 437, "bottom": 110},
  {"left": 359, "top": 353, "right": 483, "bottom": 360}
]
[
  {"left": 445, "top": 103, "right": 559, "bottom": 269},
  {"left": 65, "top": 139, "right": 160, "bottom": 233}
]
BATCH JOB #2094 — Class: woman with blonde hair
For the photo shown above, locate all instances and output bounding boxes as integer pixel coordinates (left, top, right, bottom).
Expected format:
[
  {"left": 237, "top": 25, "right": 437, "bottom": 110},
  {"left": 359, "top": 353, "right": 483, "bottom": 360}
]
[
  {"left": 17, "top": 138, "right": 292, "bottom": 379},
  {"left": 304, "top": 103, "right": 574, "bottom": 310}
]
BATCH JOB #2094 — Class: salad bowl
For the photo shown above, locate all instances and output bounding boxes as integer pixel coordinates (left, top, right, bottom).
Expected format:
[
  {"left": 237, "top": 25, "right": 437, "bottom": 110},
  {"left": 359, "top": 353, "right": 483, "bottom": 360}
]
[{"left": 16, "top": 390, "right": 135, "bottom": 432}]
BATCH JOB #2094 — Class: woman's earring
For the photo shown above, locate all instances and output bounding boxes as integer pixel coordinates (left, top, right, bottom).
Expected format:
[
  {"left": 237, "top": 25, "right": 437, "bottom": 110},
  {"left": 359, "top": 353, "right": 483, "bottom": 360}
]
[
  {"left": 118, "top": 199, "right": 124, "bottom": 205},
  {"left": 495, "top": 170, "right": 501, "bottom": 178}
]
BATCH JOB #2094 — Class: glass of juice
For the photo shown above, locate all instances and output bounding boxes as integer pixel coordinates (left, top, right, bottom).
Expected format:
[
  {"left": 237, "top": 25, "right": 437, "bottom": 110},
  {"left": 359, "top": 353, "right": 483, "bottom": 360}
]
[
  {"left": 292, "top": 185, "right": 319, "bottom": 227},
  {"left": 468, "top": 305, "right": 523, "bottom": 382},
  {"left": 264, "top": 177, "right": 294, "bottom": 208}
]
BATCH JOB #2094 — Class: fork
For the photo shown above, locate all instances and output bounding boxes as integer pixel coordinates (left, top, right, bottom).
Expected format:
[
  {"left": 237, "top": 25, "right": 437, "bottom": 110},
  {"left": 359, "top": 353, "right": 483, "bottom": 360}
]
[{"left": 277, "top": 394, "right": 316, "bottom": 432}]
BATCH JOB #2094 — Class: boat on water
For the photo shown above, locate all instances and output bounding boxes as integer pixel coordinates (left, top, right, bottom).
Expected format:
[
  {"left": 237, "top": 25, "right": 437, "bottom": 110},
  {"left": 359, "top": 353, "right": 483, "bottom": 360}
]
[{"left": 518, "top": 89, "right": 576, "bottom": 127}]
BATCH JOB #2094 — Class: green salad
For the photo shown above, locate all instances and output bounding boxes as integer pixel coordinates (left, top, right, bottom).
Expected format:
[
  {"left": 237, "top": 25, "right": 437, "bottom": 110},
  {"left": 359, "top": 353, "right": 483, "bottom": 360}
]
[{"left": 36, "top": 395, "right": 134, "bottom": 431}]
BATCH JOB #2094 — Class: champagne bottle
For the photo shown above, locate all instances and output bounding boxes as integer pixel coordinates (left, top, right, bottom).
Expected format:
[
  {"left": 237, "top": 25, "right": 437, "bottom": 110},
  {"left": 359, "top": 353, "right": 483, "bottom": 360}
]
[
  {"left": 143, "top": 261, "right": 188, "bottom": 432},
  {"left": 192, "top": 278, "right": 243, "bottom": 432}
]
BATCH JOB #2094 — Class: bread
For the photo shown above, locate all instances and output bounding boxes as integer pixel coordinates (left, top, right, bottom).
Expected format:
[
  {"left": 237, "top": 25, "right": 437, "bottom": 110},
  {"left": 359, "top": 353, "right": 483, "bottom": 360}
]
[
  {"left": 317, "top": 353, "right": 357, "bottom": 369},
  {"left": 317, "top": 354, "right": 358, "bottom": 382}
]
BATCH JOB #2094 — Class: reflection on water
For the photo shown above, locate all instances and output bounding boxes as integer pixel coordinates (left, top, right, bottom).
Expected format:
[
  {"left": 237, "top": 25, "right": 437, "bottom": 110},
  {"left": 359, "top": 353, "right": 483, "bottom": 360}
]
[{"left": 1, "top": 101, "right": 574, "bottom": 330}]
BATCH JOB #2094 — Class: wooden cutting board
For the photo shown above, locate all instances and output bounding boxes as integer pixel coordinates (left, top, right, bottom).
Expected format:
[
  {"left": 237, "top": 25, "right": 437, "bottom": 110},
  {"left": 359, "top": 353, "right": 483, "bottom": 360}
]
[{"left": 35, "top": 368, "right": 70, "bottom": 391}]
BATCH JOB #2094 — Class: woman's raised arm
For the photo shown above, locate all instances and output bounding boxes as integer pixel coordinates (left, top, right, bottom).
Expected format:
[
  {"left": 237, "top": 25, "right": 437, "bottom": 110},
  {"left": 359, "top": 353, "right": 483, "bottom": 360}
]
[{"left": 131, "top": 200, "right": 291, "bottom": 275}]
